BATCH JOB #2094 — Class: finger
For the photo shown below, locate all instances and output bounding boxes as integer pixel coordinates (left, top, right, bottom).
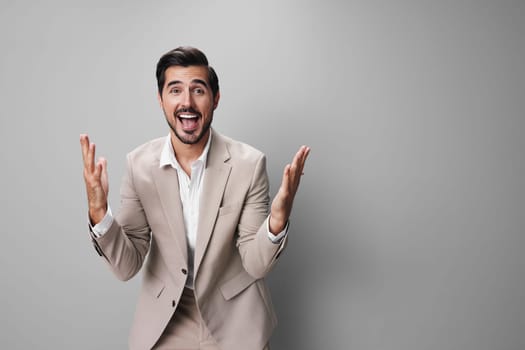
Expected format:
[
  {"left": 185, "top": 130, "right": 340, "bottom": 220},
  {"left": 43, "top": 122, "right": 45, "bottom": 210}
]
[
  {"left": 287, "top": 147, "right": 306, "bottom": 179},
  {"left": 93, "top": 157, "right": 102, "bottom": 179},
  {"left": 294, "top": 146, "right": 310, "bottom": 173},
  {"left": 302, "top": 146, "right": 311, "bottom": 161},
  {"left": 291, "top": 146, "right": 304, "bottom": 167},
  {"left": 86, "top": 142, "right": 96, "bottom": 173},
  {"left": 286, "top": 151, "right": 300, "bottom": 178},
  {"left": 80, "top": 134, "right": 90, "bottom": 164},
  {"left": 292, "top": 145, "right": 309, "bottom": 170},
  {"left": 100, "top": 157, "right": 107, "bottom": 175},
  {"left": 279, "top": 164, "right": 291, "bottom": 193},
  {"left": 299, "top": 146, "right": 311, "bottom": 172},
  {"left": 299, "top": 145, "right": 310, "bottom": 163}
]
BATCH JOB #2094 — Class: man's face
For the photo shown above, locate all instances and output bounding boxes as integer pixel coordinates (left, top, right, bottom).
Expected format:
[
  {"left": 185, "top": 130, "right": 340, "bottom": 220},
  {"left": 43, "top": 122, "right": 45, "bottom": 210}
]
[{"left": 158, "top": 65, "right": 220, "bottom": 145}]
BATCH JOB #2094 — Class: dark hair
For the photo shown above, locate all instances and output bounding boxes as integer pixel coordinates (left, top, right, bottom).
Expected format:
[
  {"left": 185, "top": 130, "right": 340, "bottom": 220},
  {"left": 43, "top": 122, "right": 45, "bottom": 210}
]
[{"left": 156, "top": 46, "right": 219, "bottom": 97}]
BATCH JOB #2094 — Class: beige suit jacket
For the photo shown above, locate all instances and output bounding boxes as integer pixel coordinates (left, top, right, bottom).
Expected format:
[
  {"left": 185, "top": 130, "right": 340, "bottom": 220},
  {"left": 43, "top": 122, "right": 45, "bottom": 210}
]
[{"left": 91, "top": 130, "right": 287, "bottom": 350}]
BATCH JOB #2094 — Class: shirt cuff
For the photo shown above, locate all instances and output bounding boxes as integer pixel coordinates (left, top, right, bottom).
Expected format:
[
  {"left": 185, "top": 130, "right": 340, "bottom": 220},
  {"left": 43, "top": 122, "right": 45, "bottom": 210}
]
[
  {"left": 89, "top": 206, "right": 113, "bottom": 238},
  {"left": 267, "top": 219, "right": 289, "bottom": 244}
]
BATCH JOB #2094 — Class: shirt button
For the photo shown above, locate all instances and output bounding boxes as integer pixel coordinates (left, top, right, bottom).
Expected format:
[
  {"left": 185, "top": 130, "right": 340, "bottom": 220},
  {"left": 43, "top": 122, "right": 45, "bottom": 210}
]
[
  {"left": 181, "top": 268, "right": 187, "bottom": 275},
  {"left": 172, "top": 300, "right": 176, "bottom": 307}
]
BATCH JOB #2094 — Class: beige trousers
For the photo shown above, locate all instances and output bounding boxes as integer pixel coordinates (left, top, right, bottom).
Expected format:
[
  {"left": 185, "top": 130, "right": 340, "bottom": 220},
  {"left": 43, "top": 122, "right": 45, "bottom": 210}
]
[{"left": 152, "top": 288, "right": 269, "bottom": 350}]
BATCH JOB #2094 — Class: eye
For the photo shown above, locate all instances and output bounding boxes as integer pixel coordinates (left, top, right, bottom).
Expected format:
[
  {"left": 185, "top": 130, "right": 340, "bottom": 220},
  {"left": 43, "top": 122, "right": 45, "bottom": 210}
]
[
  {"left": 193, "top": 87, "right": 205, "bottom": 95},
  {"left": 169, "top": 87, "right": 181, "bottom": 94}
]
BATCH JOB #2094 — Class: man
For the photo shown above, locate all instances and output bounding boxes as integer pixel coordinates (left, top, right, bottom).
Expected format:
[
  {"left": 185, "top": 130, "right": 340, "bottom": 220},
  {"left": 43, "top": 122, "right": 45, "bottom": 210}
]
[{"left": 80, "top": 46, "right": 309, "bottom": 350}]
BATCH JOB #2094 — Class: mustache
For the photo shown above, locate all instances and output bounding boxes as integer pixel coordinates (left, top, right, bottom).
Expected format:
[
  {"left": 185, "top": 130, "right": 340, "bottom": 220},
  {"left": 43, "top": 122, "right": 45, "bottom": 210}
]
[{"left": 175, "top": 107, "right": 201, "bottom": 117}]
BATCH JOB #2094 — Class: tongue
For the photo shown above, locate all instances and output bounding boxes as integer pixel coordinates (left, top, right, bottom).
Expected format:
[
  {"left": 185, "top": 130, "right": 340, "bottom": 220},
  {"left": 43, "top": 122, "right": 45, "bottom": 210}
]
[{"left": 181, "top": 118, "right": 198, "bottom": 131}]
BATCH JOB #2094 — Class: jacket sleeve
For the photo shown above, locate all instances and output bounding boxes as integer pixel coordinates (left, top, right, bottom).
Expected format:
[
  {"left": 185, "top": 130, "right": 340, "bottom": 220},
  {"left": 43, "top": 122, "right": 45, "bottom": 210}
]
[
  {"left": 90, "top": 153, "right": 151, "bottom": 281},
  {"left": 235, "top": 154, "right": 287, "bottom": 279}
]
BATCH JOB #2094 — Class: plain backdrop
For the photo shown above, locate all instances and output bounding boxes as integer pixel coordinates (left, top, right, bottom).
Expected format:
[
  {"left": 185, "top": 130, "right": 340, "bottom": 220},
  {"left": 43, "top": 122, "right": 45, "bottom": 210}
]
[{"left": 1, "top": 0, "right": 524, "bottom": 349}]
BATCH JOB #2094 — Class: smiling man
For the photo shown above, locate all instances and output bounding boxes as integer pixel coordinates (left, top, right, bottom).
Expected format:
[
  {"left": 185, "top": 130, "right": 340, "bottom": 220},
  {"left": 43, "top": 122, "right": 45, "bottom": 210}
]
[
  {"left": 80, "top": 46, "right": 309, "bottom": 350},
  {"left": 162, "top": 65, "right": 217, "bottom": 146}
]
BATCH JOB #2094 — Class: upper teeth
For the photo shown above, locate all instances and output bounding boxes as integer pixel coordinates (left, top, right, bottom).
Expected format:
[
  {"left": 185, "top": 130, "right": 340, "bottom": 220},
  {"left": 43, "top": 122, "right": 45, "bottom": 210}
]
[{"left": 179, "top": 114, "right": 197, "bottom": 119}]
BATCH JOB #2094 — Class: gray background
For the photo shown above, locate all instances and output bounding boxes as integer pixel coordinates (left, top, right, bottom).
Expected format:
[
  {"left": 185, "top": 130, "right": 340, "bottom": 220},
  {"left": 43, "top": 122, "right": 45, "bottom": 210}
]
[{"left": 1, "top": 0, "right": 523, "bottom": 349}]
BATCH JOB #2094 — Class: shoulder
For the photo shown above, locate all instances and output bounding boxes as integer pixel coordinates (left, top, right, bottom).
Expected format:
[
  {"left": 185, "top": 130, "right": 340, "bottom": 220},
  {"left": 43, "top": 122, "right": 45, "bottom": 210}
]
[
  {"left": 214, "top": 130, "right": 265, "bottom": 163},
  {"left": 212, "top": 131, "right": 270, "bottom": 190},
  {"left": 126, "top": 137, "right": 165, "bottom": 166}
]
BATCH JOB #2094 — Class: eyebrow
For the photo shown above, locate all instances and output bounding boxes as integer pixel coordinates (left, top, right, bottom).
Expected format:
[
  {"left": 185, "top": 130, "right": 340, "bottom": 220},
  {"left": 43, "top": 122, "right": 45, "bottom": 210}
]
[{"left": 166, "top": 79, "right": 209, "bottom": 88}]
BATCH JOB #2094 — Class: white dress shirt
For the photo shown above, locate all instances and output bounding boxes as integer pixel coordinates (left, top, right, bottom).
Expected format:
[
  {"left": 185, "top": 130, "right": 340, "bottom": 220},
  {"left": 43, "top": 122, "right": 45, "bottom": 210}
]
[{"left": 91, "top": 132, "right": 287, "bottom": 288}]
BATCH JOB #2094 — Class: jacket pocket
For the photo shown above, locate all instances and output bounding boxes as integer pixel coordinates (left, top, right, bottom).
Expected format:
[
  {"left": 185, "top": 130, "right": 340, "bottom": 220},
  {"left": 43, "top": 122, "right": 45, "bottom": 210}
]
[
  {"left": 219, "top": 270, "right": 257, "bottom": 300},
  {"left": 143, "top": 268, "right": 165, "bottom": 298}
]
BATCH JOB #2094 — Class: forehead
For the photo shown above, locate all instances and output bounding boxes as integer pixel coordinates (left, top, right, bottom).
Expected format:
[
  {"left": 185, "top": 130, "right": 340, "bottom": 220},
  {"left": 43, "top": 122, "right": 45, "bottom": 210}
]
[{"left": 163, "top": 65, "right": 209, "bottom": 85}]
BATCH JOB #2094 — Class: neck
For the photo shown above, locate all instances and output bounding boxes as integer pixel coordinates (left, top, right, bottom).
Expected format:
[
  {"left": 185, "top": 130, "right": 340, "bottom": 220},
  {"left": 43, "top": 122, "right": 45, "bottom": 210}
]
[{"left": 170, "top": 130, "right": 210, "bottom": 165}]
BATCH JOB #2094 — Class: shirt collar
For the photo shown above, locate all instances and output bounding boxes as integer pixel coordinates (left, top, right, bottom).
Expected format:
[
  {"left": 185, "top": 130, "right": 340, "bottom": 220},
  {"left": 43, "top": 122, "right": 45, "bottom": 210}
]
[{"left": 160, "top": 131, "right": 212, "bottom": 170}]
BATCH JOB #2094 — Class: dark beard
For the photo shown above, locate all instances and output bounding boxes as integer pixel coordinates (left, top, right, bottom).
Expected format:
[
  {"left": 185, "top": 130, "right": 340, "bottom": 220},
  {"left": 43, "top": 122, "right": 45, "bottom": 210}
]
[{"left": 166, "top": 112, "right": 213, "bottom": 145}]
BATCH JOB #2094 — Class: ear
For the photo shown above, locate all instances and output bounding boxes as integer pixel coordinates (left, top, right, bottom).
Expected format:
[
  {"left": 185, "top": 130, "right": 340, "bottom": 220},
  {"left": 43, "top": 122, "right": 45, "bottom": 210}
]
[
  {"left": 213, "top": 91, "right": 220, "bottom": 110},
  {"left": 157, "top": 91, "right": 163, "bottom": 107}
]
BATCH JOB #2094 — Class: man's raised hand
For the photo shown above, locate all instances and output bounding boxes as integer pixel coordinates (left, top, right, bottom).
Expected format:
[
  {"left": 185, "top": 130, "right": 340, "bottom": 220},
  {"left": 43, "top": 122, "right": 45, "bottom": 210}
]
[
  {"left": 269, "top": 145, "right": 310, "bottom": 234},
  {"left": 80, "top": 134, "right": 109, "bottom": 225}
]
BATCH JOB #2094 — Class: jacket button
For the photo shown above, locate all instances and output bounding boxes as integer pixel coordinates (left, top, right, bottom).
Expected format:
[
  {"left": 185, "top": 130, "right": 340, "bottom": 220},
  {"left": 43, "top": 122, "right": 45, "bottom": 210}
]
[{"left": 181, "top": 268, "right": 187, "bottom": 275}]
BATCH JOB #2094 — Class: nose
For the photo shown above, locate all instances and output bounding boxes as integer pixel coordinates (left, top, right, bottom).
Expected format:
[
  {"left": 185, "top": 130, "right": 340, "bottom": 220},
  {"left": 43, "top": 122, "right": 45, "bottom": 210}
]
[{"left": 180, "top": 88, "right": 193, "bottom": 109}]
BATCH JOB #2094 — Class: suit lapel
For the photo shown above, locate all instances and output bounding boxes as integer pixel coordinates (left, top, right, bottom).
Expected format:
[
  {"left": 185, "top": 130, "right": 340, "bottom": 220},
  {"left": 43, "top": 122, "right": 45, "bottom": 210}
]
[
  {"left": 151, "top": 160, "right": 189, "bottom": 267},
  {"left": 194, "top": 131, "right": 231, "bottom": 275}
]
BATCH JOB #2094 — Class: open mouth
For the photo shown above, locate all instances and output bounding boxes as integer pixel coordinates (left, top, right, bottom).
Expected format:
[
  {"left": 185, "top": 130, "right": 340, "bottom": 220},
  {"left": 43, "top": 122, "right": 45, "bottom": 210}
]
[{"left": 177, "top": 114, "right": 200, "bottom": 131}]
